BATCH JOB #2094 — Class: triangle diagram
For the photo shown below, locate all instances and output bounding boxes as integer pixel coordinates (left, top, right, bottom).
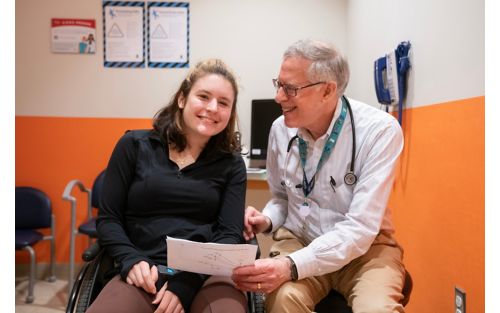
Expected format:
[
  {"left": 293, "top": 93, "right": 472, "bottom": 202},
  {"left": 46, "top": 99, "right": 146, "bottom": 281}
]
[
  {"left": 152, "top": 24, "right": 168, "bottom": 39},
  {"left": 108, "top": 23, "right": 124, "bottom": 38}
]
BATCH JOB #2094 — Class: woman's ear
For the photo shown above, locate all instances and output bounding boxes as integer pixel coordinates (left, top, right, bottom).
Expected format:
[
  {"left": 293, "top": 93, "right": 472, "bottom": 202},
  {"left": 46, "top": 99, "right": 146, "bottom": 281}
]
[{"left": 178, "top": 93, "right": 186, "bottom": 109}]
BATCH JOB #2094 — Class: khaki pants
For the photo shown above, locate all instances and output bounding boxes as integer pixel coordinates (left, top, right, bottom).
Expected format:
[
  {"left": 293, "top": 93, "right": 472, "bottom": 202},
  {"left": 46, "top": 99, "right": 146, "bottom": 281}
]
[{"left": 265, "top": 228, "right": 406, "bottom": 313}]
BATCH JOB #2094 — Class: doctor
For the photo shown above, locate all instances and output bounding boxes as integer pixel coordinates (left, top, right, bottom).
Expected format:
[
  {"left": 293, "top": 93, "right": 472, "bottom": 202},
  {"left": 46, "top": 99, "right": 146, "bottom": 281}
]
[{"left": 232, "top": 39, "right": 406, "bottom": 313}]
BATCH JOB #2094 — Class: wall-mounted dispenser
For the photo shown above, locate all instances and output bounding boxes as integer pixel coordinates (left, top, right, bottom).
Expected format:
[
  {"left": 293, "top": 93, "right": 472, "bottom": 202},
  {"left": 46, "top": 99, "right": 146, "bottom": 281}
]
[{"left": 374, "top": 41, "right": 411, "bottom": 126}]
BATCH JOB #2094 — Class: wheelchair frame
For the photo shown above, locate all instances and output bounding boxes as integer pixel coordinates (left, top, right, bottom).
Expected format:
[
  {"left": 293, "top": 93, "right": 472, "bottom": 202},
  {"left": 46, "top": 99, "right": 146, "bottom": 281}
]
[{"left": 66, "top": 242, "right": 266, "bottom": 313}]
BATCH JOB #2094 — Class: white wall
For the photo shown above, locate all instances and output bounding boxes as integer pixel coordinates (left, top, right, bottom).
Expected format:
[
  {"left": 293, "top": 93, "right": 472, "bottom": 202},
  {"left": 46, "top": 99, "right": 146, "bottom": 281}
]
[
  {"left": 345, "top": 0, "right": 484, "bottom": 108},
  {"left": 17, "top": 0, "right": 484, "bottom": 146},
  {"left": 15, "top": 0, "right": 347, "bottom": 150}
]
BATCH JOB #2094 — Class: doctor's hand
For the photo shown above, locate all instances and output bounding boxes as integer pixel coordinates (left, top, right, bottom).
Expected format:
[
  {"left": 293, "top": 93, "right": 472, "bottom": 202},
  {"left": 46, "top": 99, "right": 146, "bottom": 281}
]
[
  {"left": 152, "top": 282, "right": 184, "bottom": 313},
  {"left": 232, "top": 257, "right": 291, "bottom": 294},
  {"left": 126, "top": 261, "right": 158, "bottom": 294},
  {"left": 243, "top": 206, "right": 272, "bottom": 241}
]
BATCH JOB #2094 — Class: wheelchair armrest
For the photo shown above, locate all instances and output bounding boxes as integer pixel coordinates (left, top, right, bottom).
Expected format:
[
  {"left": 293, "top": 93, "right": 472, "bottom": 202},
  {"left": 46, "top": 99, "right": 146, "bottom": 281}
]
[{"left": 82, "top": 241, "right": 102, "bottom": 262}]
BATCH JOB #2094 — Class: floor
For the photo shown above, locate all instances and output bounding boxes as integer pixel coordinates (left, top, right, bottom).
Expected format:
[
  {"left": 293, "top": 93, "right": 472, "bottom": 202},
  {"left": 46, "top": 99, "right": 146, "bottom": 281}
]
[
  {"left": 13, "top": 234, "right": 274, "bottom": 313},
  {"left": 15, "top": 276, "right": 68, "bottom": 313}
]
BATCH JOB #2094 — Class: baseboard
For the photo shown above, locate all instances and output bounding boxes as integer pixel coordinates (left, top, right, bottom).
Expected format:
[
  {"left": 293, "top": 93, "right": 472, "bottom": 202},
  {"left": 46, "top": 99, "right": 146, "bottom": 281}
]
[{"left": 15, "top": 263, "right": 84, "bottom": 281}]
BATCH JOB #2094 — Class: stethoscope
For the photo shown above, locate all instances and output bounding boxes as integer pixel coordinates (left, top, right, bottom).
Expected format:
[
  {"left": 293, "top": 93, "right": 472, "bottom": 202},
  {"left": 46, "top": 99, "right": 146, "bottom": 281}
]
[{"left": 281, "top": 95, "right": 358, "bottom": 192}]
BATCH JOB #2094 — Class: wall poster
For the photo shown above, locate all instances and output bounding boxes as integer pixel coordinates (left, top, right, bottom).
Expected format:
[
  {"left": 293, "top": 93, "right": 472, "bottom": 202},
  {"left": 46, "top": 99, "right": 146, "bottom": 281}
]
[
  {"left": 51, "top": 18, "right": 96, "bottom": 54},
  {"left": 147, "top": 2, "right": 189, "bottom": 68},
  {"left": 103, "top": 1, "right": 145, "bottom": 68}
]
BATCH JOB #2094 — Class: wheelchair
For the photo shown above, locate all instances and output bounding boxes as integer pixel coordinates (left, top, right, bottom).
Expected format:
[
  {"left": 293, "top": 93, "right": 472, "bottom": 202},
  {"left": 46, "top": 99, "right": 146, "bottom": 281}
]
[
  {"left": 66, "top": 240, "right": 266, "bottom": 313},
  {"left": 67, "top": 241, "right": 411, "bottom": 313}
]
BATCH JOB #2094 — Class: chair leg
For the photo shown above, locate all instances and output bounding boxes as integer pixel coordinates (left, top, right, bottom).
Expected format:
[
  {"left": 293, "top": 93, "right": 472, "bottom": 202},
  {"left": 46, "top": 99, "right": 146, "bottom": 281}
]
[
  {"left": 47, "top": 215, "right": 56, "bottom": 282},
  {"left": 47, "top": 236, "right": 56, "bottom": 282},
  {"left": 23, "top": 246, "right": 36, "bottom": 304}
]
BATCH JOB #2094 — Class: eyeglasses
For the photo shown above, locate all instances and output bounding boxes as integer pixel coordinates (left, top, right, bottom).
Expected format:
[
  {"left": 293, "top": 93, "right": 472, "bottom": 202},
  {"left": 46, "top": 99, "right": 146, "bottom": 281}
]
[{"left": 272, "top": 79, "right": 326, "bottom": 97}]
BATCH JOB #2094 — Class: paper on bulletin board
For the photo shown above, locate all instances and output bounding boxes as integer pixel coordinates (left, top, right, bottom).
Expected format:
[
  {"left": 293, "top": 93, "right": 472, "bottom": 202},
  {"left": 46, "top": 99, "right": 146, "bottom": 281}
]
[
  {"left": 148, "top": 4, "right": 188, "bottom": 64},
  {"left": 51, "top": 18, "right": 96, "bottom": 54},
  {"left": 103, "top": 3, "right": 145, "bottom": 64}
]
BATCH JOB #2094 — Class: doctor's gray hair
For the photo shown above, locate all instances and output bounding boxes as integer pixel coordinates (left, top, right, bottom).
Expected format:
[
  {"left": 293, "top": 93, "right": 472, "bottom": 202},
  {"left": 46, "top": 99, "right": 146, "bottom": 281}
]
[{"left": 283, "top": 39, "right": 350, "bottom": 97}]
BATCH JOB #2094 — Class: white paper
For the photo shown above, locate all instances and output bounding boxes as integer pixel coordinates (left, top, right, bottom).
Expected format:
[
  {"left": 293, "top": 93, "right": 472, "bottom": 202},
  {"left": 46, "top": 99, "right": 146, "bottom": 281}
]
[
  {"left": 149, "top": 6, "right": 188, "bottom": 63},
  {"left": 104, "top": 5, "right": 144, "bottom": 62},
  {"left": 251, "top": 148, "right": 262, "bottom": 155},
  {"left": 166, "top": 237, "right": 257, "bottom": 276}
]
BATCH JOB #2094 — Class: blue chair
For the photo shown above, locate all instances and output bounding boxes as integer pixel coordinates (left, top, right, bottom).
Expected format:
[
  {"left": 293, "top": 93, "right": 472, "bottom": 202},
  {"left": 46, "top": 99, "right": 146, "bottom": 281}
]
[
  {"left": 62, "top": 170, "right": 106, "bottom": 293},
  {"left": 15, "top": 186, "right": 56, "bottom": 303}
]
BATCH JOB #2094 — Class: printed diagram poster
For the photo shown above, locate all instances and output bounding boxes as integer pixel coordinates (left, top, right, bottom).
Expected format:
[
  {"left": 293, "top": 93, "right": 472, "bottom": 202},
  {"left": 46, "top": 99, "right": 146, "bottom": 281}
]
[
  {"left": 51, "top": 19, "right": 96, "bottom": 54},
  {"left": 103, "top": 2, "right": 145, "bottom": 67},
  {"left": 148, "top": 3, "right": 189, "bottom": 66}
]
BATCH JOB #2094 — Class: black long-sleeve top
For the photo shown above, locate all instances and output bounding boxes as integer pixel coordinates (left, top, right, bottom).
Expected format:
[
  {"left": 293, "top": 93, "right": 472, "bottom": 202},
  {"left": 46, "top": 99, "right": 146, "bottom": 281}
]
[{"left": 96, "top": 129, "right": 247, "bottom": 311}]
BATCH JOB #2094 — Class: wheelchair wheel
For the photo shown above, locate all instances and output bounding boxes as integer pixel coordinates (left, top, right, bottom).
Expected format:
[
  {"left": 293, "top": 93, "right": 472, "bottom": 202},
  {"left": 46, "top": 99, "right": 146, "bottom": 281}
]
[
  {"left": 66, "top": 244, "right": 115, "bottom": 313},
  {"left": 254, "top": 292, "right": 266, "bottom": 313},
  {"left": 75, "top": 256, "right": 100, "bottom": 313}
]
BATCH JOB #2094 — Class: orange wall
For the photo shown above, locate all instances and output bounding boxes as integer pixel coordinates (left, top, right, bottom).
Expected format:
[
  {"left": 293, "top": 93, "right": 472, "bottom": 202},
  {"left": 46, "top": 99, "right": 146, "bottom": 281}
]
[
  {"left": 390, "top": 96, "right": 484, "bottom": 313},
  {"left": 15, "top": 96, "right": 484, "bottom": 312},
  {"left": 15, "top": 117, "right": 151, "bottom": 264}
]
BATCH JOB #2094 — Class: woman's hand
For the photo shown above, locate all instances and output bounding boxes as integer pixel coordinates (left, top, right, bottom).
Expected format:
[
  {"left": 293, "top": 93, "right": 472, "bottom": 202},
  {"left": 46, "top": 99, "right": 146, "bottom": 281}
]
[
  {"left": 126, "top": 261, "right": 158, "bottom": 294},
  {"left": 152, "top": 283, "right": 184, "bottom": 313}
]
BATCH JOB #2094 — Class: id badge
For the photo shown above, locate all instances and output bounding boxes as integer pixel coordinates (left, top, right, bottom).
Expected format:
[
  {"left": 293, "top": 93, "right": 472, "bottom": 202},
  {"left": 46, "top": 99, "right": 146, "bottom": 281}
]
[{"left": 299, "top": 202, "right": 311, "bottom": 218}]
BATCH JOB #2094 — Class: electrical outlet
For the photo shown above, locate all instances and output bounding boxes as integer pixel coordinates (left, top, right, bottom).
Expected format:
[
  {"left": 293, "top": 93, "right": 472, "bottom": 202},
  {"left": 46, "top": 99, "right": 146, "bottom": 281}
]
[{"left": 455, "top": 286, "right": 466, "bottom": 313}]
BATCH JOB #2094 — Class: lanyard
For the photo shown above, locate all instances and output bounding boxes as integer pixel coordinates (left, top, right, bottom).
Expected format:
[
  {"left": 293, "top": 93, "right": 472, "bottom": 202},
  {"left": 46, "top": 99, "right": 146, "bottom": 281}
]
[{"left": 298, "top": 98, "right": 347, "bottom": 198}]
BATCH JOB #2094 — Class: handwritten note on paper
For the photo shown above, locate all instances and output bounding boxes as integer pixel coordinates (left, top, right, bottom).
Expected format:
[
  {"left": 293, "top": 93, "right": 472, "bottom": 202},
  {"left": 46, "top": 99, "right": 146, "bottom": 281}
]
[{"left": 166, "top": 237, "right": 258, "bottom": 276}]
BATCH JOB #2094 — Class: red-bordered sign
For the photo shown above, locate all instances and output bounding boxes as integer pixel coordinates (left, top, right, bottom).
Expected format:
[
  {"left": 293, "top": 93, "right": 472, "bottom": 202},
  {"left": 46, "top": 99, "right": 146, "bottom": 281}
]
[{"left": 51, "top": 18, "right": 96, "bottom": 54}]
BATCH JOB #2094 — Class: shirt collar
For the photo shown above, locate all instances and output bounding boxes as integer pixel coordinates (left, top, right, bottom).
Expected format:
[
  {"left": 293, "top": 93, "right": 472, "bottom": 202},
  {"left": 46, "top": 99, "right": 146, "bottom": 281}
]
[
  {"left": 297, "top": 97, "right": 343, "bottom": 143},
  {"left": 144, "top": 129, "right": 164, "bottom": 144}
]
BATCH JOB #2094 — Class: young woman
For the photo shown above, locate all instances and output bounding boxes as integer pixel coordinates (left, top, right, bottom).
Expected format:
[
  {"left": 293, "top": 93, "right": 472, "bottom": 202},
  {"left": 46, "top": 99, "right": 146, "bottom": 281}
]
[{"left": 87, "top": 59, "right": 247, "bottom": 313}]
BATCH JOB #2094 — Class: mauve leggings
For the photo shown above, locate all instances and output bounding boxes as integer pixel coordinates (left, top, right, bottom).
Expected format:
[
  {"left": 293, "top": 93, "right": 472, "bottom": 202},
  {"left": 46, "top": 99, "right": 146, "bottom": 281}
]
[{"left": 86, "top": 275, "right": 247, "bottom": 313}]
